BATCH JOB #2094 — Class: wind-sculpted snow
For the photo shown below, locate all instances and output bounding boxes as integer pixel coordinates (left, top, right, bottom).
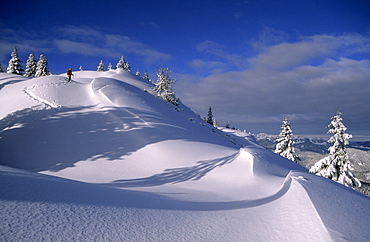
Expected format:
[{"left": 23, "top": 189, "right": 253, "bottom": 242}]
[{"left": 0, "top": 71, "right": 369, "bottom": 241}]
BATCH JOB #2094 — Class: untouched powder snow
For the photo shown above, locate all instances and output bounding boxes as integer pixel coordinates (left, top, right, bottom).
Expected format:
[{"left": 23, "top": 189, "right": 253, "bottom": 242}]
[{"left": 0, "top": 71, "right": 369, "bottom": 241}]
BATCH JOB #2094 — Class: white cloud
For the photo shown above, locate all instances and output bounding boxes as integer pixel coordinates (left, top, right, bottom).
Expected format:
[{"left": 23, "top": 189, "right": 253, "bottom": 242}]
[
  {"left": 0, "top": 28, "right": 53, "bottom": 61},
  {"left": 53, "top": 25, "right": 103, "bottom": 42},
  {"left": 177, "top": 33, "right": 370, "bottom": 135},
  {"left": 0, "top": 25, "right": 171, "bottom": 66},
  {"left": 105, "top": 34, "right": 171, "bottom": 64},
  {"left": 54, "top": 39, "right": 115, "bottom": 57},
  {"left": 195, "top": 40, "right": 246, "bottom": 69},
  {"left": 189, "top": 59, "right": 226, "bottom": 73},
  {"left": 249, "top": 33, "right": 370, "bottom": 71}
]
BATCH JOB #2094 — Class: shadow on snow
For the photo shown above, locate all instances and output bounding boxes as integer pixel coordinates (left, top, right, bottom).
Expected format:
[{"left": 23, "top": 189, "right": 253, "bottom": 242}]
[
  {"left": 0, "top": 165, "right": 293, "bottom": 211},
  {"left": 0, "top": 105, "right": 232, "bottom": 172}
]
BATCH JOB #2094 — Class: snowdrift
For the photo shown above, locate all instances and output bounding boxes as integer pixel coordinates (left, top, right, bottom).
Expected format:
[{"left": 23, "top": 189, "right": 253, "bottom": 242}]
[{"left": 0, "top": 71, "right": 369, "bottom": 241}]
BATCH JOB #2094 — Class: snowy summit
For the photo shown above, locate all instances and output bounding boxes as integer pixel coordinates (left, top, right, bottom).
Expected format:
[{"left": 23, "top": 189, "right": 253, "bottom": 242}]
[{"left": 0, "top": 70, "right": 369, "bottom": 241}]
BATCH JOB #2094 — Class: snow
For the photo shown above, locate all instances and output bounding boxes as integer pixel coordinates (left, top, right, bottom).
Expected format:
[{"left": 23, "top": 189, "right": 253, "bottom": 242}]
[{"left": 1, "top": 71, "right": 370, "bottom": 241}]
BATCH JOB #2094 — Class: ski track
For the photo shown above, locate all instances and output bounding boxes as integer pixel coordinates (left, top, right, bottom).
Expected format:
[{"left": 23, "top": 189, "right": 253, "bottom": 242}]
[
  {"left": 93, "top": 80, "right": 150, "bottom": 126},
  {"left": 23, "top": 85, "right": 60, "bottom": 109}
]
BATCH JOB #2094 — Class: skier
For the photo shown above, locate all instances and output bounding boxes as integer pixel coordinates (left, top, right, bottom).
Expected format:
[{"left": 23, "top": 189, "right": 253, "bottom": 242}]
[{"left": 67, "top": 68, "right": 73, "bottom": 82}]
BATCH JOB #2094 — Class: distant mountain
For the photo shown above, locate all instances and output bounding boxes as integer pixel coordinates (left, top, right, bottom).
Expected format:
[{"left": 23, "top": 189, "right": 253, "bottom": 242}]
[
  {"left": 254, "top": 133, "right": 329, "bottom": 154},
  {"left": 253, "top": 133, "right": 370, "bottom": 197},
  {"left": 254, "top": 133, "right": 370, "bottom": 154},
  {"left": 350, "top": 141, "right": 370, "bottom": 151}
]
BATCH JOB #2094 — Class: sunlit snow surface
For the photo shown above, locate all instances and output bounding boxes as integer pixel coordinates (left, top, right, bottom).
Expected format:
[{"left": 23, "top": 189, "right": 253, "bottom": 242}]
[{"left": 0, "top": 71, "right": 369, "bottom": 241}]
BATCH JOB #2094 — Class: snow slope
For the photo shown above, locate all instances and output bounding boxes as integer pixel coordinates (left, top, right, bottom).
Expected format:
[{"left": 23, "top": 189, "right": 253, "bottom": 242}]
[{"left": 1, "top": 71, "right": 369, "bottom": 241}]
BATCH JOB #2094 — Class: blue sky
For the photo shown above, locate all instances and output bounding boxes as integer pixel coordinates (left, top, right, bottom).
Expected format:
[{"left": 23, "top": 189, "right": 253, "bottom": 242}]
[{"left": 1, "top": 0, "right": 370, "bottom": 139}]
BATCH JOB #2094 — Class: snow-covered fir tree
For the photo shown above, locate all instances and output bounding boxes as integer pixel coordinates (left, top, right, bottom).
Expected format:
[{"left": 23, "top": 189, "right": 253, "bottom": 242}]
[
  {"left": 213, "top": 119, "right": 219, "bottom": 127},
  {"left": 24, "top": 54, "right": 37, "bottom": 77},
  {"left": 123, "top": 61, "right": 131, "bottom": 72},
  {"left": 152, "top": 67, "right": 178, "bottom": 105},
  {"left": 136, "top": 69, "right": 141, "bottom": 76},
  {"left": 97, "top": 60, "right": 104, "bottom": 71},
  {"left": 7, "top": 47, "right": 23, "bottom": 75},
  {"left": 116, "top": 56, "right": 125, "bottom": 70},
  {"left": 35, "top": 54, "right": 50, "bottom": 77},
  {"left": 79, "top": 66, "right": 84, "bottom": 71},
  {"left": 143, "top": 71, "right": 150, "bottom": 81},
  {"left": 309, "top": 110, "right": 361, "bottom": 188},
  {"left": 0, "top": 64, "right": 4, "bottom": 73},
  {"left": 274, "top": 117, "right": 300, "bottom": 163},
  {"left": 107, "top": 63, "right": 112, "bottom": 70},
  {"left": 206, "top": 106, "right": 214, "bottom": 125},
  {"left": 225, "top": 121, "right": 230, "bottom": 129}
]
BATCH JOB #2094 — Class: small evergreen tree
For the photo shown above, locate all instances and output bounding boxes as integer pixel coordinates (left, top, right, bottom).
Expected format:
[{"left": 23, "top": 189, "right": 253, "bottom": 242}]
[
  {"left": 136, "top": 69, "right": 141, "bottom": 76},
  {"left": 24, "top": 54, "right": 37, "bottom": 77},
  {"left": 123, "top": 61, "right": 131, "bottom": 72},
  {"left": 0, "top": 64, "right": 4, "bottom": 73},
  {"left": 309, "top": 110, "right": 361, "bottom": 188},
  {"left": 274, "top": 117, "right": 300, "bottom": 163},
  {"left": 225, "top": 121, "right": 230, "bottom": 129},
  {"left": 7, "top": 47, "right": 23, "bottom": 75},
  {"left": 213, "top": 119, "right": 219, "bottom": 127},
  {"left": 35, "top": 54, "right": 50, "bottom": 77},
  {"left": 143, "top": 71, "right": 150, "bottom": 81},
  {"left": 152, "top": 66, "right": 178, "bottom": 105},
  {"left": 107, "top": 63, "right": 112, "bottom": 70},
  {"left": 206, "top": 106, "right": 214, "bottom": 125},
  {"left": 79, "top": 65, "right": 84, "bottom": 71},
  {"left": 116, "top": 56, "right": 125, "bottom": 70},
  {"left": 97, "top": 60, "right": 104, "bottom": 71}
]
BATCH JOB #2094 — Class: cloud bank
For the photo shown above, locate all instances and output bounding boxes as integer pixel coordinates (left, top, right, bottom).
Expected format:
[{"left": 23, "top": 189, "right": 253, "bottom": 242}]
[
  {"left": 178, "top": 33, "right": 370, "bottom": 138},
  {"left": 0, "top": 25, "right": 171, "bottom": 68}
]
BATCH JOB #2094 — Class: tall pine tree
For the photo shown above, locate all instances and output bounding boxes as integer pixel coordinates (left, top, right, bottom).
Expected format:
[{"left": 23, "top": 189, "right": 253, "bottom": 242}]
[
  {"left": 152, "top": 67, "right": 178, "bottom": 105},
  {"left": 35, "top": 54, "right": 50, "bottom": 77},
  {"left": 7, "top": 47, "right": 23, "bottom": 75},
  {"left": 274, "top": 117, "right": 299, "bottom": 163},
  {"left": 309, "top": 109, "right": 361, "bottom": 188},
  {"left": 206, "top": 106, "right": 214, "bottom": 125},
  {"left": 24, "top": 54, "right": 37, "bottom": 77}
]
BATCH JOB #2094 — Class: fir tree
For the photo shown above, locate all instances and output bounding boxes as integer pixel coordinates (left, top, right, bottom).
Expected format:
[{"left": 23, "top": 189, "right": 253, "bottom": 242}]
[
  {"left": 225, "top": 121, "right": 230, "bottom": 129},
  {"left": 152, "top": 66, "right": 178, "bottom": 105},
  {"left": 206, "top": 106, "right": 214, "bottom": 125},
  {"left": 107, "top": 63, "right": 112, "bottom": 70},
  {"left": 97, "top": 60, "right": 104, "bottom": 71},
  {"left": 24, "top": 54, "right": 37, "bottom": 77},
  {"left": 116, "top": 56, "right": 125, "bottom": 70},
  {"left": 0, "top": 64, "right": 4, "bottom": 73},
  {"left": 7, "top": 47, "right": 24, "bottom": 75},
  {"left": 213, "top": 119, "right": 219, "bottom": 127},
  {"left": 136, "top": 69, "right": 141, "bottom": 76},
  {"left": 309, "top": 109, "right": 361, "bottom": 188},
  {"left": 143, "top": 71, "right": 150, "bottom": 81},
  {"left": 123, "top": 61, "right": 131, "bottom": 72},
  {"left": 79, "top": 66, "right": 84, "bottom": 71},
  {"left": 35, "top": 54, "right": 50, "bottom": 77},
  {"left": 274, "top": 117, "right": 300, "bottom": 163}
]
